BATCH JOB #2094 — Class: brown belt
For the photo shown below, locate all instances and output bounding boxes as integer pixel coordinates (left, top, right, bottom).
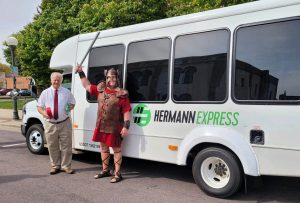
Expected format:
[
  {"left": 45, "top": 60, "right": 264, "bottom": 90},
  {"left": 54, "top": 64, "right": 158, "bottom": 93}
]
[{"left": 48, "top": 117, "right": 69, "bottom": 124}]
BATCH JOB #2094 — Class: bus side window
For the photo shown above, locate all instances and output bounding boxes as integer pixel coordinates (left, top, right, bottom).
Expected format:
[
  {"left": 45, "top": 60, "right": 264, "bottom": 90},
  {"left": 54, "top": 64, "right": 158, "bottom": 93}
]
[
  {"left": 173, "top": 29, "right": 229, "bottom": 102},
  {"left": 126, "top": 38, "right": 171, "bottom": 103},
  {"left": 87, "top": 44, "right": 125, "bottom": 102},
  {"left": 234, "top": 18, "right": 300, "bottom": 102}
]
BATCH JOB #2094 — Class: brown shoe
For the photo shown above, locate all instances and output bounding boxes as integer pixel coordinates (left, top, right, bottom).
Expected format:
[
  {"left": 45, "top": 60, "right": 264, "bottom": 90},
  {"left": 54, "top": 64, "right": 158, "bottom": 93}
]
[
  {"left": 63, "top": 168, "right": 75, "bottom": 174},
  {"left": 50, "top": 168, "right": 59, "bottom": 175},
  {"left": 94, "top": 170, "right": 112, "bottom": 179},
  {"left": 110, "top": 172, "right": 122, "bottom": 183}
]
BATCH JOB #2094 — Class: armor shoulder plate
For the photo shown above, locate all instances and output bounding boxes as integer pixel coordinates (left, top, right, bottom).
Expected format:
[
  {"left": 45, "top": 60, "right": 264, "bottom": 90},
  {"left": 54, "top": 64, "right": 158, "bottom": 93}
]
[{"left": 116, "top": 88, "right": 128, "bottom": 98}]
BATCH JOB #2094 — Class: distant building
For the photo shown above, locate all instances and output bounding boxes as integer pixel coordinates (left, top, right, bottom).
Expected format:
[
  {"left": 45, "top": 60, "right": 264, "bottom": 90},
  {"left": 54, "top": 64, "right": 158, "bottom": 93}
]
[
  {"left": 0, "top": 72, "right": 5, "bottom": 88},
  {"left": 0, "top": 76, "right": 32, "bottom": 89}
]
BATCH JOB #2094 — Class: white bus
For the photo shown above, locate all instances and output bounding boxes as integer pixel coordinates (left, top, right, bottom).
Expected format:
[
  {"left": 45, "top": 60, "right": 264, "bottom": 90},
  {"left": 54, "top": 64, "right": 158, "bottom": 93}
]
[{"left": 21, "top": 0, "right": 300, "bottom": 197}]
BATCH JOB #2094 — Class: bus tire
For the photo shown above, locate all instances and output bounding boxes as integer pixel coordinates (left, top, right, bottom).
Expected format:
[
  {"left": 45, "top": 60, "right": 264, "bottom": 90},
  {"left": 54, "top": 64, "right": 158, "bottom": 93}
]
[
  {"left": 192, "top": 147, "right": 242, "bottom": 198},
  {"left": 26, "top": 124, "right": 45, "bottom": 155}
]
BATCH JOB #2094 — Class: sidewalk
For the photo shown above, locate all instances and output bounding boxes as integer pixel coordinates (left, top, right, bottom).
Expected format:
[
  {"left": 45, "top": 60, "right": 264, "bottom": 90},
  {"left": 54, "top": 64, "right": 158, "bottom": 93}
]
[{"left": 0, "top": 109, "right": 22, "bottom": 131}]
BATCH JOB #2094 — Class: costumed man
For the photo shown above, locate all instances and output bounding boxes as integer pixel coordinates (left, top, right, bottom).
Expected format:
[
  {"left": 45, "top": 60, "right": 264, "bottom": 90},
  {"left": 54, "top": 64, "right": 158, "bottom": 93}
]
[{"left": 75, "top": 64, "right": 131, "bottom": 183}]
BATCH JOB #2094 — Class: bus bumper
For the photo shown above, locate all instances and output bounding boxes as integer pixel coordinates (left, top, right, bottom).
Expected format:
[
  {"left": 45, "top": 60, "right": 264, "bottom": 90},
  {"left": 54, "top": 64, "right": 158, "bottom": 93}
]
[{"left": 21, "top": 124, "right": 26, "bottom": 136}]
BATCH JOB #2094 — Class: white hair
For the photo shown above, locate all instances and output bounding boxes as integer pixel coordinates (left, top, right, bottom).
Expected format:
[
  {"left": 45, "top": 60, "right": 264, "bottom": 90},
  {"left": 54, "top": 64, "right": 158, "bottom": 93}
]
[{"left": 50, "top": 72, "right": 63, "bottom": 82}]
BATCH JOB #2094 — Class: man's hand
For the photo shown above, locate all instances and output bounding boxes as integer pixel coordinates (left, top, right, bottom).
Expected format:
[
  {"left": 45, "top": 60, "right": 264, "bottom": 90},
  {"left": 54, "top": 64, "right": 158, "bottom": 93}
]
[
  {"left": 37, "top": 106, "right": 50, "bottom": 119},
  {"left": 97, "top": 82, "right": 106, "bottom": 92},
  {"left": 75, "top": 63, "right": 83, "bottom": 73},
  {"left": 43, "top": 111, "right": 50, "bottom": 119},
  {"left": 75, "top": 63, "right": 91, "bottom": 91},
  {"left": 120, "top": 127, "right": 129, "bottom": 138},
  {"left": 69, "top": 104, "right": 75, "bottom": 111}
]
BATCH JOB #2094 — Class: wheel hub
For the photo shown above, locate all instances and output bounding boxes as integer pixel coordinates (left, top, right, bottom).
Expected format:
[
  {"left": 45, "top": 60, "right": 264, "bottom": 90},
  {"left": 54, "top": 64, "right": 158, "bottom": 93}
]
[
  {"left": 201, "top": 157, "right": 230, "bottom": 189},
  {"left": 29, "top": 130, "right": 42, "bottom": 150},
  {"left": 214, "top": 162, "right": 228, "bottom": 177}
]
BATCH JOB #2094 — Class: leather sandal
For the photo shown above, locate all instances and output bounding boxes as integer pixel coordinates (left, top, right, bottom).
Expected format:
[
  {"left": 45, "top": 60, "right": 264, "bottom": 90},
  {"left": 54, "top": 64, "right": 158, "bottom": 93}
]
[
  {"left": 110, "top": 172, "right": 122, "bottom": 183},
  {"left": 94, "top": 170, "right": 112, "bottom": 179}
]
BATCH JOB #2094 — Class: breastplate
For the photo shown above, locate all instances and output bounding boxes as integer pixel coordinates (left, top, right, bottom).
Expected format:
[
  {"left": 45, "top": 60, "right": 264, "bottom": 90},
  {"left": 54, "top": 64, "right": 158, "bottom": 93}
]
[{"left": 96, "top": 90, "right": 121, "bottom": 133}]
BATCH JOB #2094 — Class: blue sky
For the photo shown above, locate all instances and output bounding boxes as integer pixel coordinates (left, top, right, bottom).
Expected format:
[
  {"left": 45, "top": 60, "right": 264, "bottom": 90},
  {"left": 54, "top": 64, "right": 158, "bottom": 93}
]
[{"left": 0, "top": 0, "right": 41, "bottom": 64}]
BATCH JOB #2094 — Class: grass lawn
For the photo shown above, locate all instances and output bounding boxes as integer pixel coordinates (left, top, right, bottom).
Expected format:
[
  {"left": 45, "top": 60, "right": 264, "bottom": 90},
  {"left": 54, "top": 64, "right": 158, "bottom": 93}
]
[{"left": 0, "top": 98, "right": 34, "bottom": 110}]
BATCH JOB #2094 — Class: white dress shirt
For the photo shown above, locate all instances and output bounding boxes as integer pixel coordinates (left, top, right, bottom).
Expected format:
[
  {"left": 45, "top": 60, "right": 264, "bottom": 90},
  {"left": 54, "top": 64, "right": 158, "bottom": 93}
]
[{"left": 37, "top": 86, "right": 76, "bottom": 122}]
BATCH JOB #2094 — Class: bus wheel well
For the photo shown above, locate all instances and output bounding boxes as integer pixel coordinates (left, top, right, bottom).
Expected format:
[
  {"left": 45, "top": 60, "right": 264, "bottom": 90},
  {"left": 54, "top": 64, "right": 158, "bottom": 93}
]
[
  {"left": 26, "top": 118, "right": 43, "bottom": 134},
  {"left": 186, "top": 142, "right": 244, "bottom": 173}
]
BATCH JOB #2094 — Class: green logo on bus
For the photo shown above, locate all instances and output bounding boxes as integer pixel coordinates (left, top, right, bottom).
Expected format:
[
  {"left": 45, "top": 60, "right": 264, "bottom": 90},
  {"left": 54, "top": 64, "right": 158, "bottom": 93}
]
[{"left": 133, "top": 104, "right": 151, "bottom": 127}]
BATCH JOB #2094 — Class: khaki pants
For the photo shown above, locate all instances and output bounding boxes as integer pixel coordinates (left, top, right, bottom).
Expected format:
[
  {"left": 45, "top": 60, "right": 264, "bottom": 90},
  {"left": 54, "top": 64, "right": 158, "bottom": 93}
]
[{"left": 44, "top": 118, "right": 72, "bottom": 170}]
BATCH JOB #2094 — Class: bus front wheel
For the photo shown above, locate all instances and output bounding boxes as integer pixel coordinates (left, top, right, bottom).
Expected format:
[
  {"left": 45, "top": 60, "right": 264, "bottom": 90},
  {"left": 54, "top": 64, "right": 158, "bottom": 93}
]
[
  {"left": 192, "top": 147, "right": 243, "bottom": 198},
  {"left": 26, "top": 124, "right": 46, "bottom": 155}
]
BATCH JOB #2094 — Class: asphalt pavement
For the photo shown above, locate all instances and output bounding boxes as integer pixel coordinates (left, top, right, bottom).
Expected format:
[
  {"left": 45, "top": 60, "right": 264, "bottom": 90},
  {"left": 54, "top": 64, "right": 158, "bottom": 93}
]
[
  {"left": 2, "top": 108, "right": 300, "bottom": 202},
  {"left": 0, "top": 118, "right": 218, "bottom": 203}
]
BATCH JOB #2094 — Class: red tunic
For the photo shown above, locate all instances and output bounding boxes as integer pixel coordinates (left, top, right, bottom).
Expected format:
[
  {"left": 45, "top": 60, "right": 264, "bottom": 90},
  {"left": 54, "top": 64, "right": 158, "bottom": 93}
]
[{"left": 90, "top": 85, "right": 131, "bottom": 147}]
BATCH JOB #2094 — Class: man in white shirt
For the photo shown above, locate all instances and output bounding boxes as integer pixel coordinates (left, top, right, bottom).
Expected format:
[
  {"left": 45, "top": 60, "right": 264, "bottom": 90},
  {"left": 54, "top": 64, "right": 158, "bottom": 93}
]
[{"left": 37, "top": 72, "right": 76, "bottom": 175}]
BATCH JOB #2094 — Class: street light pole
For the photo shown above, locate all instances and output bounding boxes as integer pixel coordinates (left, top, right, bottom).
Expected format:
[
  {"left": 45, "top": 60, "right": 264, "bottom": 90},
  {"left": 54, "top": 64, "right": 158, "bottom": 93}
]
[{"left": 6, "top": 37, "right": 19, "bottom": 120}]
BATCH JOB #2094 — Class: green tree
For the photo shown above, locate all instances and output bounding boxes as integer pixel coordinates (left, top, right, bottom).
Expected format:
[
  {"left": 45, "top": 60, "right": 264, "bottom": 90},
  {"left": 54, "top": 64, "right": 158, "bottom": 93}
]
[
  {"left": 5, "top": 0, "right": 167, "bottom": 87},
  {"left": 166, "top": 0, "right": 255, "bottom": 17},
  {"left": 3, "top": 0, "right": 255, "bottom": 87},
  {"left": 0, "top": 63, "right": 11, "bottom": 75},
  {"left": 4, "top": 0, "right": 89, "bottom": 87},
  {"left": 72, "top": 0, "right": 168, "bottom": 33}
]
